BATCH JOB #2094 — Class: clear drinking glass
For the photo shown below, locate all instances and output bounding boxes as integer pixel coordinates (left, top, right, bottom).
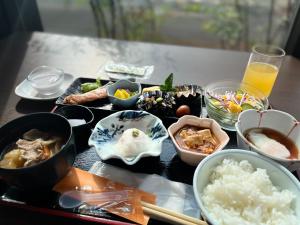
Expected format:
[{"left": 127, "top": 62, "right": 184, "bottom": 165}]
[
  {"left": 242, "top": 45, "right": 285, "bottom": 97},
  {"left": 27, "top": 66, "right": 64, "bottom": 95}
]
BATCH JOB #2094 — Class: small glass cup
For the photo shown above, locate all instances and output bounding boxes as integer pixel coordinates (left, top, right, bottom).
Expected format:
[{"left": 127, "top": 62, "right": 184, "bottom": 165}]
[
  {"left": 242, "top": 45, "right": 285, "bottom": 97},
  {"left": 27, "top": 66, "right": 64, "bottom": 95}
]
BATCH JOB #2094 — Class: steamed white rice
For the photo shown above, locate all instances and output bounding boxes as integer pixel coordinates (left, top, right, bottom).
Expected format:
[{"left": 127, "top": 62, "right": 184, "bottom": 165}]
[{"left": 202, "top": 158, "right": 298, "bottom": 225}]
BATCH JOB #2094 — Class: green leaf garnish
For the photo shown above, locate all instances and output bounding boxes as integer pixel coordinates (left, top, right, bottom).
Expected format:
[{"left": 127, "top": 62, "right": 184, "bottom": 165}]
[
  {"left": 241, "top": 103, "right": 255, "bottom": 111},
  {"left": 210, "top": 98, "right": 221, "bottom": 106},
  {"left": 81, "top": 78, "right": 102, "bottom": 93},
  {"left": 132, "top": 129, "right": 139, "bottom": 137},
  {"left": 160, "top": 73, "right": 175, "bottom": 92},
  {"left": 96, "top": 78, "right": 101, "bottom": 86},
  {"left": 236, "top": 89, "right": 244, "bottom": 95}
]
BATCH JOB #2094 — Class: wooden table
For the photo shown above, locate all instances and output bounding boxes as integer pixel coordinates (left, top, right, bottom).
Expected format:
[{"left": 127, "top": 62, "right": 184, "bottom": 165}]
[
  {"left": 1, "top": 31, "right": 300, "bottom": 125},
  {"left": 0, "top": 32, "right": 300, "bottom": 224}
]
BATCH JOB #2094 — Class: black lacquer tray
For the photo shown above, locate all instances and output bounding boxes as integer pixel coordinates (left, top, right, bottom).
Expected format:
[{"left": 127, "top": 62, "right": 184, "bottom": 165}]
[
  {"left": 0, "top": 103, "right": 237, "bottom": 225},
  {"left": 1, "top": 79, "right": 299, "bottom": 224}
]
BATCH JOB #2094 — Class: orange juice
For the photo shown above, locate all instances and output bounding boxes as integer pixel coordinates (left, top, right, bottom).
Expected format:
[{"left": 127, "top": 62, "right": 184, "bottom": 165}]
[{"left": 242, "top": 62, "right": 278, "bottom": 97}]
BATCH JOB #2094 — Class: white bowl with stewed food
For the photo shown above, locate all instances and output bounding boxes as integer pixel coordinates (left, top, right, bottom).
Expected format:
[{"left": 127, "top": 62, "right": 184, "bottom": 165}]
[{"left": 168, "top": 115, "right": 229, "bottom": 166}]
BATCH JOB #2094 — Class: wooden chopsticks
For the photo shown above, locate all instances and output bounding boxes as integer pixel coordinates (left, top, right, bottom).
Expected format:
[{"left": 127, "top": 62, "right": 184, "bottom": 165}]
[{"left": 141, "top": 201, "right": 208, "bottom": 225}]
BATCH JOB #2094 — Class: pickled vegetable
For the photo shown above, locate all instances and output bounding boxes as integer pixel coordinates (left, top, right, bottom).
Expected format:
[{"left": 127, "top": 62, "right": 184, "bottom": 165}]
[
  {"left": 81, "top": 79, "right": 101, "bottom": 93},
  {"left": 114, "top": 89, "right": 136, "bottom": 99}
]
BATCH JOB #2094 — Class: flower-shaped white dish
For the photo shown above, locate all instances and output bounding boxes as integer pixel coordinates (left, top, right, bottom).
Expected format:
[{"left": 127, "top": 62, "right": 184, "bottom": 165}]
[
  {"left": 89, "top": 110, "right": 168, "bottom": 165},
  {"left": 235, "top": 109, "right": 300, "bottom": 171},
  {"left": 168, "top": 115, "right": 230, "bottom": 166}
]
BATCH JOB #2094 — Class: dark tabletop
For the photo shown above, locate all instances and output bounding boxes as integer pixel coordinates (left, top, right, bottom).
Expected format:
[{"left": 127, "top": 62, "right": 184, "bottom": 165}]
[
  {"left": 0, "top": 31, "right": 300, "bottom": 224},
  {"left": 1, "top": 32, "right": 300, "bottom": 124}
]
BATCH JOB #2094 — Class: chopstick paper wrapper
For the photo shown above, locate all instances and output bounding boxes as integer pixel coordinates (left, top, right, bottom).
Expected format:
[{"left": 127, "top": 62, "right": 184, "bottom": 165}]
[{"left": 53, "top": 167, "right": 156, "bottom": 225}]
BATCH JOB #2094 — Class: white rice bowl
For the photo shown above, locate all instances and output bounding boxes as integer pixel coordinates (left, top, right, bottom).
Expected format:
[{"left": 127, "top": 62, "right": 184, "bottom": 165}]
[{"left": 193, "top": 150, "right": 300, "bottom": 225}]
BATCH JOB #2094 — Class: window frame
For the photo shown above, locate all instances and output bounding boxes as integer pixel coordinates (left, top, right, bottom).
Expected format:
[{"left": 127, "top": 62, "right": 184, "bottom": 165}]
[{"left": 284, "top": 1, "right": 300, "bottom": 58}]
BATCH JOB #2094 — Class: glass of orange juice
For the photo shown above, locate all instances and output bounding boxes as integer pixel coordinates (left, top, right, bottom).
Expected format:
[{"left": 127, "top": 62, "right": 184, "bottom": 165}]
[{"left": 242, "top": 45, "right": 285, "bottom": 97}]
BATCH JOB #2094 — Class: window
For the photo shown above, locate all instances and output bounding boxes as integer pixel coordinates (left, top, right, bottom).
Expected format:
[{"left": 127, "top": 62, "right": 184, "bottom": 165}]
[{"left": 35, "top": 0, "right": 300, "bottom": 51}]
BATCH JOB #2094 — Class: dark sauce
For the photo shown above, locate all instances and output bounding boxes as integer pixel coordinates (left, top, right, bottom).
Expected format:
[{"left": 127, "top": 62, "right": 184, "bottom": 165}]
[{"left": 244, "top": 127, "right": 299, "bottom": 159}]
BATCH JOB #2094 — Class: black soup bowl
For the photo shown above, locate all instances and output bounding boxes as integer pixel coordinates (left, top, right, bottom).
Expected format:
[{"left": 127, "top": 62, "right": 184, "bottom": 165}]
[
  {"left": 0, "top": 113, "right": 76, "bottom": 190},
  {"left": 54, "top": 105, "right": 94, "bottom": 150}
]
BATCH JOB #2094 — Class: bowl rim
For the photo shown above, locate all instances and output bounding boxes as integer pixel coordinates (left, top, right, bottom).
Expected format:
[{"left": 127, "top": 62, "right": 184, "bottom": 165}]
[
  {"left": 235, "top": 109, "right": 300, "bottom": 162},
  {"left": 193, "top": 149, "right": 300, "bottom": 225},
  {"left": 107, "top": 79, "right": 142, "bottom": 101},
  {"left": 0, "top": 112, "right": 73, "bottom": 171},
  {"left": 204, "top": 80, "right": 268, "bottom": 97},
  {"left": 168, "top": 115, "right": 230, "bottom": 156},
  {"left": 54, "top": 105, "right": 95, "bottom": 128},
  {"left": 89, "top": 110, "right": 169, "bottom": 165}
]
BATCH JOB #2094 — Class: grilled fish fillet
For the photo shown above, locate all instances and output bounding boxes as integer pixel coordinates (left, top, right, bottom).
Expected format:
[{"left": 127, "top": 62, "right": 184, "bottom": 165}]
[{"left": 63, "top": 86, "right": 108, "bottom": 105}]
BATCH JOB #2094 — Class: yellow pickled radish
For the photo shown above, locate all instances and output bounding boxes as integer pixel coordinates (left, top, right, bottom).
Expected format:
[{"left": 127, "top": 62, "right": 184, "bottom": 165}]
[
  {"left": 114, "top": 89, "right": 124, "bottom": 99},
  {"left": 114, "top": 89, "right": 130, "bottom": 99},
  {"left": 121, "top": 89, "right": 130, "bottom": 99}
]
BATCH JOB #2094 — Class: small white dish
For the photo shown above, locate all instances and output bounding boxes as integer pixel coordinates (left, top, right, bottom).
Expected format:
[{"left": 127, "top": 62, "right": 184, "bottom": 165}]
[
  {"left": 168, "top": 115, "right": 229, "bottom": 166},
  {"left": 15, "top": 73, "right": 74, "bottom": 101},
  {"left": 89, "top": 110, "right": 168, "bottom": 165},
  {"left": 235, "top": 109, "right": 300, "bottom": 171}
]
